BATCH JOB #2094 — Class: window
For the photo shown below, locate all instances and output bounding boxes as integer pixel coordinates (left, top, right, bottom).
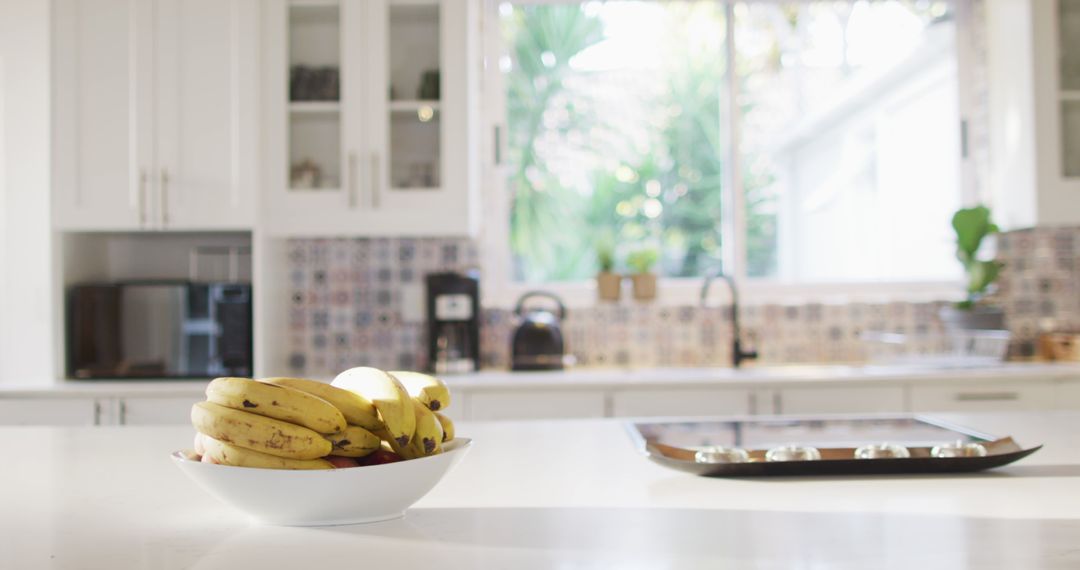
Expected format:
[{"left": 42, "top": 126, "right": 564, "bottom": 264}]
[{"left": 493, "top": 0, "right": 961, "bottom": 285}]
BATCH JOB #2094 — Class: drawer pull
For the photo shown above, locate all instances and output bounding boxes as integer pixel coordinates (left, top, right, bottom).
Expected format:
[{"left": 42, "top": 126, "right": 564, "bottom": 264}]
[{"left": 954, "top": 392, "right": 1019, "bottom": 402}]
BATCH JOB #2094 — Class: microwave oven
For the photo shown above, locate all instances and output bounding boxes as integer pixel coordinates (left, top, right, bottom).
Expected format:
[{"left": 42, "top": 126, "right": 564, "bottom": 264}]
[{"left": 67, "top": 281, "right": 252, "bottom": 379}]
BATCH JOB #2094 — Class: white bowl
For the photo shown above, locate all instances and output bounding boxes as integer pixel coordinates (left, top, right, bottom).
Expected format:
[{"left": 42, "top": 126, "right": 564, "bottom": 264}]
[{"left": 172, "top": 438, "right": 471, "bottom": 526}]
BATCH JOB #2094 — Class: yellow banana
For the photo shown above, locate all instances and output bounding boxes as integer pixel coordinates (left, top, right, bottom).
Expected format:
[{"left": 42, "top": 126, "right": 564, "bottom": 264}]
[
  {"left": 206, "top": 377, "right": 346, "bottom": 434},
  {"left": 191, "top": 401, "right": 332, "bottom": 460},
  {"left": 200, "top": 435, "right": 334, "bottom": 470},
  {"left": 324, "top": 425, "right": 381, "bottom": 458},
  {"left": 387, "top": 399, "right": 443, "bottom": 460},
  {"left": 260, "top": 377, "right": 383, "bottom": 432},
  {"left": 331, "top": 367, "right": 415, "bottom": 448},
  {"left": 434, "top": 411, "right": 455, "bottom": 443},
  {"left": 390, "top": 371, "right": 451, "bottom": 411}
]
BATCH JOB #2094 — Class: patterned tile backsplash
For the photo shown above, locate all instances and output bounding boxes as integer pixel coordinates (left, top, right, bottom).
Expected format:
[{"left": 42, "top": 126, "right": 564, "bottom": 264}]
[
  {"left": 286, "top": 238, "right": 480, "bottom": 375},
  {"left": 285, "top": 238, "right": 972, "bottom": 376},
  {"left": 990, "top": 226, "right": 1080, "bottom": 356},
  {"left": 285, "top": 227, "right": 1080, "bottom": 375}
]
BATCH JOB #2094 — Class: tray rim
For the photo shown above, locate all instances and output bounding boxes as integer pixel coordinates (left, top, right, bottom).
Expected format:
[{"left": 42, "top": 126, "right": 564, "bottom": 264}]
[{"left": 625, "top": 413, "right": 1041, "bottom": 477}]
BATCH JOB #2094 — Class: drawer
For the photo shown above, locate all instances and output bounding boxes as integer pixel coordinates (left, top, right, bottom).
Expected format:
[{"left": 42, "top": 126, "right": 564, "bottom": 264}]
[
  {"left": 611, "top": 388, "right": 751, "bottom": 418},
  {"left": 774, "top": 386, "right": 907, "bottom": 415},
  {"left": 910, "top": 382, "right": 1057, "bottom": 412},
  {"left": 0, "top": 398, "right": 101, "bottom": 426},
  {"left": 119, "top": 396, "right": 199, "bottom": 425},
  {"left": 466, "top": 390, "right": 607, "bottom": 421}
]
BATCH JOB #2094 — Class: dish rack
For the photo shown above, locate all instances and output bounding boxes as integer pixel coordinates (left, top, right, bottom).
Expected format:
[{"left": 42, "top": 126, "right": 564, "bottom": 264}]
[{"left": 860, "top": 329, "right": 1011, "bottom": 367}]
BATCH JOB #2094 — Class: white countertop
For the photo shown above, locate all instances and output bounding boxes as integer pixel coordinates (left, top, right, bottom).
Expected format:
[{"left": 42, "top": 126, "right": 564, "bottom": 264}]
[
  {"left": 4, "top": 362, "right": 1080, "bottom": 397},
  {"left": 2, "top": 412, "right": 1078, "bottom": 568}
]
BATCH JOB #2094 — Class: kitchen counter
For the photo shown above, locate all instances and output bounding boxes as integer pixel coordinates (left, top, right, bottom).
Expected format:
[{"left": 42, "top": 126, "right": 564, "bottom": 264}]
[
  {"left": 2, "top": 412, "right": 1078, "bottom": 568},
  {"left": 4, "top": 361, "right": 1080, "bottom": 397}
]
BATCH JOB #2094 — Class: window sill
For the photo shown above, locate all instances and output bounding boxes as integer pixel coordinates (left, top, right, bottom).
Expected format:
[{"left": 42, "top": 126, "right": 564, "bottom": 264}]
[{"left": 481, "top": 278, "right": 963, "bottom": 310}]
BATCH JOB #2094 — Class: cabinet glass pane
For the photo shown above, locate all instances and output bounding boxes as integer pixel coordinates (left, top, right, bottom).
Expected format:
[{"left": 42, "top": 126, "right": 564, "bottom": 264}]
[
  {"left": 1062, "top": 0, "right": 1080, "bottom": 91},
  {"left": 1063, "top": 101, "right": 1080, "bottom": 178},
  {"left": 388, "top": 3, "right": 441, "bottom": 191},
  {"left": 391, "top": 108, "right": 441, "bottom": 188},
  {"left": 289, "top": 3, "right": 341, "bottom": 191}
]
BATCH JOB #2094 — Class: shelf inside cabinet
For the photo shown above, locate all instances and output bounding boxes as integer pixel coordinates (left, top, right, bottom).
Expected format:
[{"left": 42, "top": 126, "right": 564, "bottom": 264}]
[
  {"left": 390, "top": 186, "right": 439, "bottom": 192},
  {"left": 1062, "top": 90, "right": 1080, "bottom": 102},
  {"left": 389, "top": 100, "right": 440, "bottom": 112},
  {"left": 290, "top": 101, "right": 341, "bottom": 113},
  {"left": 289, "top": 0, "right": 339, "bottom": 7}
]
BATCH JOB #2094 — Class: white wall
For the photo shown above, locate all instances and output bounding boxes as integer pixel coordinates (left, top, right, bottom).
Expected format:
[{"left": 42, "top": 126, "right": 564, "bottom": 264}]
[{"left": 0, "top": 0, "right": 53, "bottom": 384}]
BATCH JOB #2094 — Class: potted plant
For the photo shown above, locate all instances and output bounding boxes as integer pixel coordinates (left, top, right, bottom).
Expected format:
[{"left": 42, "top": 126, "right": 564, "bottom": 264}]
[
  {"left": 627, "top": 247, "right": 659, "bottom": 301},
  {"left": 595, "top": 237, "right": 621, "bottom": 302},
  {"left": 940, "top": 205, "right": 1006, "bottom": 331}
]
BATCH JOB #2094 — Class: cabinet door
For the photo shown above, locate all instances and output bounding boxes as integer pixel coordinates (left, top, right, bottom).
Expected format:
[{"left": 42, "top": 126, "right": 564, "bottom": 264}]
[
  {"left": 120, "top": 396, "right": 198, "bottom": 425},
  {"left": 362, "top": 0, "right": 479, "bottom": 236},
  {"left": 53, "top": 0, "right": 154, "bottom": 230},
  {"left": 467, "top": 390, "right": 606, "bottom": 421},
  {"left": 0, "top": 398, "right": 101, "bottom": 426},
  {"left": 262, "top": 0, "right": 365, "bottom": 234},
  {"left": 155, "top": 0, "right": 257, "bottom": 230},
  {"left": 611, "top": 389, "right": 752, "bottom": 418},
  {"left": 773, "top": 386, "right": 907, "bottom": 415},
  {"left": 910, "top": 382, "right": 1057, "bottom": 412}
]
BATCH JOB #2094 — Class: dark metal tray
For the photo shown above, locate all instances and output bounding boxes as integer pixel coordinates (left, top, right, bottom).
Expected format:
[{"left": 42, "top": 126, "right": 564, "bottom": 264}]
[{"left": 628, "top": 415, "right": 1042, "bottom": 477}]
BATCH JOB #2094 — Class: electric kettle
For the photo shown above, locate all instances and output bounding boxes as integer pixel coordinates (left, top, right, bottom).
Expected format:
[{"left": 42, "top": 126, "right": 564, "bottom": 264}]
[{"left": 510, "top": 291, "right": 567, "bottom": 371}]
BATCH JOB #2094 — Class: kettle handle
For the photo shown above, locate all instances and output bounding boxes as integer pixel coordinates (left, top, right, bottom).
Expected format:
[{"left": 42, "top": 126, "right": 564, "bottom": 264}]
[{"left": 513, "top": 291, "right": 567, "bottom": 320}]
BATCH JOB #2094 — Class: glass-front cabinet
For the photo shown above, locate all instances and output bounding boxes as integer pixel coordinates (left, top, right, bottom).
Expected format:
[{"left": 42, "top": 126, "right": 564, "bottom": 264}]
[{"left": 264, "top": 0, "right": 479, "bottom": 236}]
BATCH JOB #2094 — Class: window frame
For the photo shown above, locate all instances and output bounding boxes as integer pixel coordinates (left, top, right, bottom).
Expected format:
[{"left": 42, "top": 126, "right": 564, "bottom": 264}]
[{"left": 479, "top": 0, "right": 976, "bottom": 309}]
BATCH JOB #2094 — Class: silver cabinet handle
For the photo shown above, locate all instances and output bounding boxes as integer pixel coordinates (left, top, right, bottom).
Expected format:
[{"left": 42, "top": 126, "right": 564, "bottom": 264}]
[
  {"left": 138, "top": 170, "right": 148, "bottom": 226},
  {"left": 160, "top": 169, "right": 170, "bottom": 226},
  {"left": 748, "top": 391, "right": 758, "bottom": 415},
  {"left": 371, "top": 153, "right": 380, "bottom": 209},
  {"left": 954, "top": 392, "right": 1019, "bottom": 402},
  {"left": 119, "top": 400, "right": 127, "bottom": 426},
  {"left": 772, "top": 391, "right": 782, "bottom": 415},
  {"left": 93, "top": 400, "right": 102, "bottom": 426},
  {"left": 348, "top": 152, "right": 358, "bottom": 208}
]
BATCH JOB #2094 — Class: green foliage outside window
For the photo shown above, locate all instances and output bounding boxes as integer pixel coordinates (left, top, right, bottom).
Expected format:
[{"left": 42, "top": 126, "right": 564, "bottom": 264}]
[{"left": 503, "top": 3, "right": 777, "bottom": 282}]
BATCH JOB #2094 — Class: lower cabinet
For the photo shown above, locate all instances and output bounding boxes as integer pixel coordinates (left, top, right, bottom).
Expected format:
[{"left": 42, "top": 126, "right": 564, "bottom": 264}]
[
  {"left": 0, "top": 395, "right": 199, "bottom": 426},
  {"left": 0, "top": 398, "right": 102, "bottom": 426},
  {"left": 611, "top": 388, "right": 752, "bottom": 418},
  {"left": 909, "top": 381, "right": 1057, "bottom": 412},
  {"left": 466, "top": 390, "right": 607, "bottom": 421}
]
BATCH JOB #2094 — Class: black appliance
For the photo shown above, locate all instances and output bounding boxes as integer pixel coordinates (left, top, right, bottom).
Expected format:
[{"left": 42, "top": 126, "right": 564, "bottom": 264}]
[
  {"left": 511, "top": 291, "right": 566, "bottom": 371},
  {"left": 67, "top": 282, "right": 252, "bottom": 379},
  {"left": 425, "top": 272, "right": 480, "bottom": 374}
]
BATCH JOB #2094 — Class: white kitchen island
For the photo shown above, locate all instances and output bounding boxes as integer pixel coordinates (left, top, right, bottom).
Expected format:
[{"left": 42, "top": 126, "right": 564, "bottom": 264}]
[{"left": 2, "top": 412, "right": 1079, "bottom": 569}]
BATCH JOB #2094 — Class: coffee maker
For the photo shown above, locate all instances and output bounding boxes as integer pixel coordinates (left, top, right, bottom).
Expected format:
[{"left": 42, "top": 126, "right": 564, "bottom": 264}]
[{"left": 425, "top": 272, "right": 480, "bottom": 374}]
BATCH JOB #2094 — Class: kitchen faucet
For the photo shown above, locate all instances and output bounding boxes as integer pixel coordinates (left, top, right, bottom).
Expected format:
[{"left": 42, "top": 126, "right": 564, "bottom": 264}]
[{"left": 700, "top": 271, "right": 758, "bottom": 368}]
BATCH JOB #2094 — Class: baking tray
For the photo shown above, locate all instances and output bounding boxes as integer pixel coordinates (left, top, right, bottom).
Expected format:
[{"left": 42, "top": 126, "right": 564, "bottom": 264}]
[{"left": 628, "top": 415, "right": 1042, "bottom": 477}]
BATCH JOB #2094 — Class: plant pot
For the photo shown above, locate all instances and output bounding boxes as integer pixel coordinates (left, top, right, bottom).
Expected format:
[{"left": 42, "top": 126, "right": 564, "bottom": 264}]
[
  {"left": 939, "top": 305, "right": 1006, "bottom": 332},
  {"left": 596, "top": 272, "right": 622, "bottom": 302},
  {"left": 631, "top": 273, "right": 657, "bottom": 301}
]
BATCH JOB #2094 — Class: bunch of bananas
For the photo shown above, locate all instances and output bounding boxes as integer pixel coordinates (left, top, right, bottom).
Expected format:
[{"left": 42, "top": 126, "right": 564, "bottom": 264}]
[{"left": 190, "top": 367, "right": 456, "bottom": 470}]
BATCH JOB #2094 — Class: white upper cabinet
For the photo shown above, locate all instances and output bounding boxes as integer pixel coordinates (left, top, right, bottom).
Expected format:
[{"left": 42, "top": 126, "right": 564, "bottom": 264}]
[
  {"left": 52, "top": 0, "right": 258, "bottom": 231},
  {"left": 986, "top": 1, "right": 1080, "bottom": 228},
  {"left": 153, "top": 0, "right": 258, "bottom": 230},
  {"left": 262, "top": 0, "right": 480, "bottom": 236},
  {"left": 53, "top": 0, "right": 153, "bottom": 230}
]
